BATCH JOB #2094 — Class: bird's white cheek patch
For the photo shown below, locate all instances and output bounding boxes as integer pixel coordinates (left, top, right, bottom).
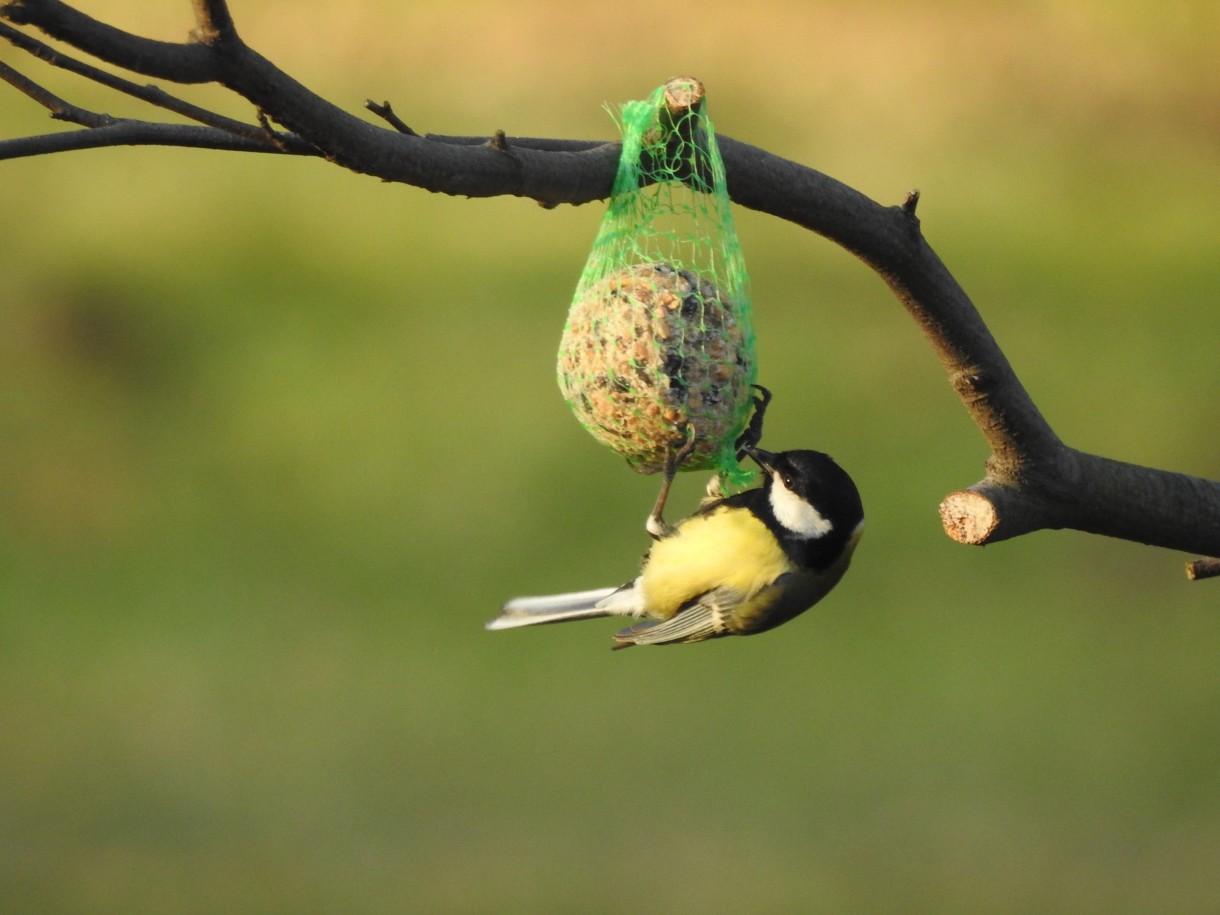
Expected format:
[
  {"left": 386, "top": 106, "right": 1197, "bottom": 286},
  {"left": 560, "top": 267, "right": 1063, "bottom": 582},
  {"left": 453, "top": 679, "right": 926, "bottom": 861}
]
[{"left": 770, "top": 475, "right": 834, "bottom": 539}]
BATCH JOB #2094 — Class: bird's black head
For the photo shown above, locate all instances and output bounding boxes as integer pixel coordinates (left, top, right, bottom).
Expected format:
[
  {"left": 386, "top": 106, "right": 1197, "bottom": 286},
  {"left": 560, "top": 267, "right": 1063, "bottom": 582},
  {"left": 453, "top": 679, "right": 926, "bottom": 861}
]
[{"left": 745, "top": 446, "right": 864, "bottom": 549}]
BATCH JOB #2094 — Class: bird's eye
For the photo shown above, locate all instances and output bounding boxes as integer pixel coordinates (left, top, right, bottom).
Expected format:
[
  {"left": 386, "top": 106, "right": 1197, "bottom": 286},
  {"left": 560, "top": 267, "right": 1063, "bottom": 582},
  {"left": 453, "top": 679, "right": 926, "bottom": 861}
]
[{"left": 782, "top": 474, "right": 794, "bottom": 488}]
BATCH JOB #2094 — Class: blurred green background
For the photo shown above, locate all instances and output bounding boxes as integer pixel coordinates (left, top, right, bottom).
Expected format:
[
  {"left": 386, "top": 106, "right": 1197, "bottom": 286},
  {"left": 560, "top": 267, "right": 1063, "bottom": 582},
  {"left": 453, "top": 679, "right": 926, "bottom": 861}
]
[{"left": 2, "top": 1, "right": 1219, "bottom": 912}]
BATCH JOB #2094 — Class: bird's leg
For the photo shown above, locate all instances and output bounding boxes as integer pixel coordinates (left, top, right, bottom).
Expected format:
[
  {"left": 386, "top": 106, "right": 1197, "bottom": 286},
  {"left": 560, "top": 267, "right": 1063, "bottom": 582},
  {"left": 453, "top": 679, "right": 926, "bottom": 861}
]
[
  {"left": 734, "top": 384, "right": 773, "bottom": 460},
  {"left": 645, "top": 424, "right": 698, "bottom": 540}
]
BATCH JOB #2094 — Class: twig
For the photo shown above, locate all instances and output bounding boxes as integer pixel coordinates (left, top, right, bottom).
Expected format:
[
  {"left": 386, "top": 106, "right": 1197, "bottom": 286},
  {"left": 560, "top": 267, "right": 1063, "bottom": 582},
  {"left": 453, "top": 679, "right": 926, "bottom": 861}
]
[
  {"left": 365, "top": 99, "right": 416, "bottom": 136},
  {"left": 657, "top": 75, "right": 713, "bottom": 191},
  {"left": 191, "top": 0, "right": 238, "bottom": 45},
  {"left": 256, "top": 108, "right": 292, "bottom": 151},
  {"left": 0, "top": 57, "right": 111, "bottom": 126},
  {"left": 0, "top": 120, "right": 319, "bottom": 159},
  {"left": 1186, "top": 558, "right": 1220, "bottom": 582},
  {"left": 0, "top": 20, "right": 281, "bottom": 145}
]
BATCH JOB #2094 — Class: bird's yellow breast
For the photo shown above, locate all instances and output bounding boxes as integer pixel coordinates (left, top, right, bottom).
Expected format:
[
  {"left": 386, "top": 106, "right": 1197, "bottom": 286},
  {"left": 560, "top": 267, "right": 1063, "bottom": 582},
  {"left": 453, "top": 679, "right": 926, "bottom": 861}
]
[{"left": 639, "top": 506, "right": 791, "bottom": 619}]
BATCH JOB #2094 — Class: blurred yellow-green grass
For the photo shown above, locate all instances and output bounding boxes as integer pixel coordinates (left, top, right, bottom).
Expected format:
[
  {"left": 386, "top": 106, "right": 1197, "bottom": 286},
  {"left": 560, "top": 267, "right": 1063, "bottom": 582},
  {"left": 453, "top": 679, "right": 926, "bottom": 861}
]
[{"left": 2, "top": 1, "right": 1219, "bottom": 912}]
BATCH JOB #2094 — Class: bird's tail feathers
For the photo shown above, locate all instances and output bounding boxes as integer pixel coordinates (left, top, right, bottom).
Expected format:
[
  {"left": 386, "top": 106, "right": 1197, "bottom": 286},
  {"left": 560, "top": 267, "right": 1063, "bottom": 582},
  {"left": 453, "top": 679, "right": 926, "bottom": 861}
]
[{"left": 486, "top": 587, "right": 619, "bottom": 631}]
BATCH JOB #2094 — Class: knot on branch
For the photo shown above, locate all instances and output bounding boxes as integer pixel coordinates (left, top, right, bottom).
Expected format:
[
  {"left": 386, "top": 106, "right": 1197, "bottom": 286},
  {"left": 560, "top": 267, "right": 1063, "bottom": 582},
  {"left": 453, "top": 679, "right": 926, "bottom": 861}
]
[{"left": 950, "top": 366, "right": 998, "bottom": 406}]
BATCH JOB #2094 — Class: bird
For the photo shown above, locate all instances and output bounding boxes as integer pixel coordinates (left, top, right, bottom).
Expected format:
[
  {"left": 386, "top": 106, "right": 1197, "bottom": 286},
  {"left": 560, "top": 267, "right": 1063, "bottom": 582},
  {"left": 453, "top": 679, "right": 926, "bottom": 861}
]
[{"left": 486, "top": 443, "right": 863, "bottom": 648}]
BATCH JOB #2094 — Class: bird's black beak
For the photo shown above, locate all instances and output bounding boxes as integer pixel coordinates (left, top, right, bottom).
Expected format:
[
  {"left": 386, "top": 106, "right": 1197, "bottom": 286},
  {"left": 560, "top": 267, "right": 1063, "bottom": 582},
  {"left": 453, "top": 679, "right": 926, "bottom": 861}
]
[{"left": 744, "top": 444, "right": 776, "bottom": 473}]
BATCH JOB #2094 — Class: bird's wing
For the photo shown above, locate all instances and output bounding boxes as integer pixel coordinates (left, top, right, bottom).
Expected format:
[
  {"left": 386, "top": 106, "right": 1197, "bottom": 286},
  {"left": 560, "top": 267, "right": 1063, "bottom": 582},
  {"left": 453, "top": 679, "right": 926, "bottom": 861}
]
[
  {"left": 613, "top": 573, "right": 820, "bottom": 647},
  {"left": 612, "top": 587, "right": 742, "bottom": 648}
]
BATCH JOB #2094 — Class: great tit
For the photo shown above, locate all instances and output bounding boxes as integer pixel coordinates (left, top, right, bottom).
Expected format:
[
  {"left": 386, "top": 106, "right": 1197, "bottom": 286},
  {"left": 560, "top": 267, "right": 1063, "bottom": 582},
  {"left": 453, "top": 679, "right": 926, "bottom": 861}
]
[{"left": 487, "top": 444, "right": 864, "bottom": 648}]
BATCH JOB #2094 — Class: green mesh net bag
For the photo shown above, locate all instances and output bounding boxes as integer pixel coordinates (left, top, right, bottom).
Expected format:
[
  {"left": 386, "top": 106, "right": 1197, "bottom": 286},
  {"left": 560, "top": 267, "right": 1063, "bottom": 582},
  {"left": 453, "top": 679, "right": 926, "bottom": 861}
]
[{"left": 557, "top": 78, "right": 756, "bottom": 480}]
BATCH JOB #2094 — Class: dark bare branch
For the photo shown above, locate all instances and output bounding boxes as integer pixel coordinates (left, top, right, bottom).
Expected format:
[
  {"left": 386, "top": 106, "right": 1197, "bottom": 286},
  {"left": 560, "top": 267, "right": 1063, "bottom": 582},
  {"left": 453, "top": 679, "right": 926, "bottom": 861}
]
[
  {"left": 191, "top": 0, "right": 237, "bottom": 46},
  {"left": 0, "top": 20, "right": 287, "bottom": 144},
  {"left": 2, "top": 0, "right": 218, "bottom": 82},
  {"left": 0, "top": 120, "right": 318, "bottom": 158},
  {"left": 2, "top": 0, "right": 1217, "bottom": 572},
  {"left": 365, "top": 99, "right": 416, "bottom": 136},
  {"left": 0, "top": 56, "right": 110, "bottom": 125},
  {"left": 1, "top": 0, "right": 619, "bottom": 202},
  {"left": 941, "top": 453, "right": 1220, "bottom": 556},
  {"left": 1186, "top": 558, "right": 1220, "bottom": 582}
]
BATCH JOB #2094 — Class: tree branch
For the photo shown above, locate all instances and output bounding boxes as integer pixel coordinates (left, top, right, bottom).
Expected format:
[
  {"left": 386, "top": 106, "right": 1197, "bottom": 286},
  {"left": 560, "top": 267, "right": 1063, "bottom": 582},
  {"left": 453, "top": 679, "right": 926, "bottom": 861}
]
[
  {"left": 0, "top": 20, "right": 306, "bottom": 147},
  {"left": 0, "top": 55, "right": 105, "bottom": 125},
  {"left": 2, "top": 0, "right": 217, "bottom": 81},
  {"left": 1186, "top": 558, "right": 1220, "bottom": 582},
  {"left": 191, "top": 0, "right": 238, "bottom": 47},
  {"left": 0, "top": 119, "right": 316, "bottom": 158},
  {"left": 3, "top": 0, "right": 1217, "bottom": 570}
]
